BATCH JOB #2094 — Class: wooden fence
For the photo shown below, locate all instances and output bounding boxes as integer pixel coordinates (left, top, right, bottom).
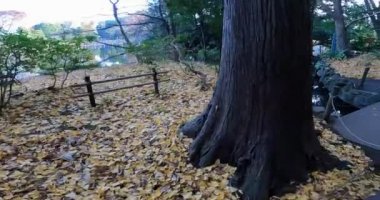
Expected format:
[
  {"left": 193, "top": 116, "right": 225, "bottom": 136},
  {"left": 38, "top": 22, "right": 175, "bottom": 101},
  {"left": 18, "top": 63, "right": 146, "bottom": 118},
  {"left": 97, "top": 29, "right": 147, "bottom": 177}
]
[
  {"left": 0, "top": 75, "right": 19, "bottom": 88},
  {"left": 70, "top": 68, "right": 169, "bottom": 107}
]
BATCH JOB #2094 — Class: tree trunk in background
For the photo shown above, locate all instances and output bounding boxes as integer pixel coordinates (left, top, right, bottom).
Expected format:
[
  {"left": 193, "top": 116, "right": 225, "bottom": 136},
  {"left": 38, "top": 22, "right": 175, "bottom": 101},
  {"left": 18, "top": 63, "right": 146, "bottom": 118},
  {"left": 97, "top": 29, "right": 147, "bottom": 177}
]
[
  {"left": 333, "top": 0, "right": 350, "bottom": 54},
  {"left": 371, "top": 21, "right": 380, "bottom": 41},
  {"left": 364, "top": 0, "right": 380, "bottom": 40},
  {"left": 198, "top": 16, "right": 208, "bottom": 62},
  {"left": 110, "top": 0, "right": 132, "bottom": 46},
  {"left": 61, "top": 72, "right": 69, "bottom": 89},
  {"left": 52, "top": 75, "right": 57, "bottom": 89},
  {"left": 180, "top": 0, "right": 325, "bottom": 199},
  {"left": 163, "top": 0, "right": 180, "bottom": 62},
  {"left": 157, "top": 0, "right": 171, "bottom": 36},
  {"left": 318, "top": 0, "right": 350, "bottom": 54},
  {"left": 169, "top": 12, "right": 177, "bottom": 37}
]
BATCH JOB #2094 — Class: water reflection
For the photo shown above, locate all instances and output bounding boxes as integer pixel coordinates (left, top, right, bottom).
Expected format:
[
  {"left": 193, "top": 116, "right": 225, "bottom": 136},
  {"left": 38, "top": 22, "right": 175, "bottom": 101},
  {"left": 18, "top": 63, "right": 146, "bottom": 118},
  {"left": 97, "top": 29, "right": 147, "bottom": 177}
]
[{"left": 91, "top": 44, "right": 129, "bottom": 67}]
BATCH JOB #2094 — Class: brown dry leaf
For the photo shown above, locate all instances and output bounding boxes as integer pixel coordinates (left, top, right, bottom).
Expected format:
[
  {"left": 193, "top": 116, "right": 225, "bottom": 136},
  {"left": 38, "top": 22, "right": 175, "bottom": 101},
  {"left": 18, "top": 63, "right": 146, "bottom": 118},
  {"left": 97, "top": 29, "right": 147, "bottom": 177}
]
[{"left": 0, "top": 62, "right": 379, "bottom": 200}]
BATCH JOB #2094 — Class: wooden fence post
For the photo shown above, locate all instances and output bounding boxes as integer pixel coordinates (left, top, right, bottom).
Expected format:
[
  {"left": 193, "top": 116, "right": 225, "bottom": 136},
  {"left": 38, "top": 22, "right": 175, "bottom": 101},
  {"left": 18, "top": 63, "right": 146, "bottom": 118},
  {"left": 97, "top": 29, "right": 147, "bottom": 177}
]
[
  {"left": 323, "top": 86, "right": 340, "bottom": 122},
  {"left": 85, "top": 76, "right": 96, "bottom": 107},
  {"left": 152, "top": 68, "right": 159, "bottom": 95},
  {"left": 358, "top": 67, "right": 370, "bottom": 89}
]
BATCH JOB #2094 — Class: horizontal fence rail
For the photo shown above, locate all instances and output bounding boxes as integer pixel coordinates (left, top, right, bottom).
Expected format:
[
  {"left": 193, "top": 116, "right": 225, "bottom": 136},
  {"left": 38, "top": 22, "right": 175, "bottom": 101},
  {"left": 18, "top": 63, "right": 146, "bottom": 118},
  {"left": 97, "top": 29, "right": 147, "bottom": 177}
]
[
  {"left": 73, "top": 79, "right": 170, "bottom": 98},
  {"left": 70, "top": 69, "right": 170, "bottom": 107},
  {"left": 70, "top": 71, "right": 169, "bottom": 88},
  {"left": 0, "top": 75, "right": 13, "bottom": 79}
]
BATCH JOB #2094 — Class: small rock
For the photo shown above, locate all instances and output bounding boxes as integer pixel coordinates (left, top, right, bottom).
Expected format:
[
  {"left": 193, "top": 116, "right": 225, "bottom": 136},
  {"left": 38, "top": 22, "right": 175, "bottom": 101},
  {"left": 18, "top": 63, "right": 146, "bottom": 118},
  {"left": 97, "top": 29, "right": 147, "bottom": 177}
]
[
  {"left": 60, "top": 151, "right": 76, "bottom": 161},
  {"left": 101, "top": 113, "right": 113, "bottom": 120},
  {"left": 55, "top": 172, "right": 66, "bottom": 185},
  {"left": 65, "top": 192, "right": 76, "bottom": 199},
  {"left": 81, "top": 168, "right": 91, "bottom": 185}
]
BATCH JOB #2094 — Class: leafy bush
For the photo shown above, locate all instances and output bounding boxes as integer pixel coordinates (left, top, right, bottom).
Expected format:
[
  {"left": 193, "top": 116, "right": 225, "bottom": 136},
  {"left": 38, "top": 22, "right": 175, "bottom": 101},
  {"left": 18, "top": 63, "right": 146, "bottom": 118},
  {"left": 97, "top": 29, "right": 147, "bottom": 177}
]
[
  {"left": 350, "top": 29, "right": 379, "bottom": 52},
  {"left": 197, "top": 48, "right": 220, "bottom": 64},
  {"left": 0, "top": 30, "right": 43, "bottom": 113},
  {"left": 0, "top": 30, "right": 94, "bottom": 114},
  {"left": 38, "top": 39, "right": 64, "bottom": 88},
  {"left": 38, "top": 36, "right": 94, "bottom": 88},
  {"left": 319, "top": 49, "right": 347, "bottom": 60}
]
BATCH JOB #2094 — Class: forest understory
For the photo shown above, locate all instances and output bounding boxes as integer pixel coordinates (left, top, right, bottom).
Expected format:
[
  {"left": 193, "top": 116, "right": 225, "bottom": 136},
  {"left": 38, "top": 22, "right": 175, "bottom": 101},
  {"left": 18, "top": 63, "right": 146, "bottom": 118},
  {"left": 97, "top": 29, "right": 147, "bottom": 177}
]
[{"left": 0, "top": 62, "right": 379, "bottom": 199}]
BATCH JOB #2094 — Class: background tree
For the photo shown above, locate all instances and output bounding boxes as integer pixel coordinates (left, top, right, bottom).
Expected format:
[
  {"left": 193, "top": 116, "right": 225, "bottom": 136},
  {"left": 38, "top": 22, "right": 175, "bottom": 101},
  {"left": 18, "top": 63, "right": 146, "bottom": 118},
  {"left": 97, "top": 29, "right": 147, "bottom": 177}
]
[
  {"left": 109, "top": 0, "right": 132, "bottom": 46},
  {"left": 167, "top": 0, "right": 223, "bottom": 63},
  {"left": 38, "top": 36, "right": 94, "bottom": 89},
  {"left": 313, "top": 1, "right": 379, "bottom": 52},
  {"left": 179, "top": 0, "right": 331, "bottom": 199},
  {"left": 317, "top": 0, "right": 351, "bottom": 54},
  {"left": 345, "top": 3, "right": 378, "bottom": 51},
  {"left": 0, "top": 10, "right": 26, "bottom": 31},
  {"left": 126, "top": 0, "right": 181, "bottom": 61},
  {"left": 96, "top": 20, "right": 122, "bottom": 40},
  {"left": 313, "top": 14, "right": 335, "bottom": 46},
  {"left": 38, "top": 39, "right": 63, "bottom": 89},
  {"left": 127, "top": 0, "right": 176, "bottom": 38},
  {"left": 97, "top": 0, "right": 223, "bottom": 64},
  {"left": 31, "top": 23, "right": 61, "bottom": 38},
  {"left": 363, "top": 0, "right": 380, "bottom": 39},
  {"left": 59, "top": 36, "right": 94, "bottom": 88}
]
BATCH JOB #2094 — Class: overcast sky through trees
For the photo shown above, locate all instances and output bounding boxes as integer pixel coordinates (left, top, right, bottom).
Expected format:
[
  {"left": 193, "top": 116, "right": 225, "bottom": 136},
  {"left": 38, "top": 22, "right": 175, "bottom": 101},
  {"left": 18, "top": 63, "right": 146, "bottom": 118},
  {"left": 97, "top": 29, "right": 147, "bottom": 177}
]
[
  {"left": 0, "top": 0, "right": 148, "bottom": 28},
  {"left": 0, "top": 0, "right": 372, "bottom": 29}
]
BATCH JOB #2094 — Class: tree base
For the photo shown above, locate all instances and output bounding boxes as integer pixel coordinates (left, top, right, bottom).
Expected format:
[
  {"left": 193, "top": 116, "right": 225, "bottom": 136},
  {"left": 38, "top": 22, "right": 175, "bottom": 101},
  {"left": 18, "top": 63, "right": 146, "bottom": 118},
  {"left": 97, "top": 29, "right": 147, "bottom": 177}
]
[
  {"left": 180, "top": 106, "right": 350, "bottom": 199},
  {"left": 177, "top": 0, "right": 351, "bottom": 198}
]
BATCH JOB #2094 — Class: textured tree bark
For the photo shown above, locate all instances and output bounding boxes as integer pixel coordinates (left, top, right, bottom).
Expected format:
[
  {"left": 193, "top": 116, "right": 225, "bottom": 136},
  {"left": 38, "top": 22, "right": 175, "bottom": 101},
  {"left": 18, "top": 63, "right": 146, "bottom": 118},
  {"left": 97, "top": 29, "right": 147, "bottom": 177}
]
[
  {"left": 180, "top": 0, "right": 326, "bottom": 199},
  {"left": 333, "top": 0, "right": 350, "bottom": 54}
]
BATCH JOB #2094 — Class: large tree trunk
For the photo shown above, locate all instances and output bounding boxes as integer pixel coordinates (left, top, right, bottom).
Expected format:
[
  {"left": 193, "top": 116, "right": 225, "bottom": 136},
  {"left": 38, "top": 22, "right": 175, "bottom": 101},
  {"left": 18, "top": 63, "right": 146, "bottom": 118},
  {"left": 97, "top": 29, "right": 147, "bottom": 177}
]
[
  {"left": 333, "top": 0, "right": 350, "bottom": 54},
  {"left": 180, "top": 0, "right": 325, "bottom": 199}
]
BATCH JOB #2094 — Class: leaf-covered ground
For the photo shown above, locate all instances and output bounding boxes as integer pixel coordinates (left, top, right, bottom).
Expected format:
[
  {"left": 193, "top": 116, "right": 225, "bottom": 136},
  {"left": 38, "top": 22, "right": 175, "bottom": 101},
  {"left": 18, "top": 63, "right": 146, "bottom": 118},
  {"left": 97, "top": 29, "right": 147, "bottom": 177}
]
[
  {"left": 329, "top": 54, "right": 380, "bottom": 79},
  {"left": 0, "top": 63, "right": 379, "bottom": 199}
]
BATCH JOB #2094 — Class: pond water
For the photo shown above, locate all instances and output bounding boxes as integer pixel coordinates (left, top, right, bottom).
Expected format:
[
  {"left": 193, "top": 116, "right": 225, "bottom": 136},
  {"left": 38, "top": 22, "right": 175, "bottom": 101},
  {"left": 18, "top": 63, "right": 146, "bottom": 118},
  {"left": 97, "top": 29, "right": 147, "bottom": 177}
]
[
  {"left": 14, "top": 45, "right": 131, "bottom": 80},
  {"left": 16, "top": 72, "right": 40, "bottom": 80},
  {"left": 91, "top": 44, "right": 130, "bottom": 67}
]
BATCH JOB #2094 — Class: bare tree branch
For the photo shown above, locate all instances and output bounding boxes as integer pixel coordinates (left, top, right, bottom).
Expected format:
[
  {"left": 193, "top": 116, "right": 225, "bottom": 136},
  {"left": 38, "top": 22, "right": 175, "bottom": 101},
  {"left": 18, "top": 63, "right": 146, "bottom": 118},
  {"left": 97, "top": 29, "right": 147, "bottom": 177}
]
[
  {"left": 127, "top": 13, "right": 166, "bottom": 22},
  {"left": 97, "top": 52, "right": 126, "bottom": 64},
  {"left": 346, "top": 10, "right": 380, "bottom": 27},
  {"left": 97, "top": 21, "right": 156, "bottom": 31},
  {"left": 363, "top": 0, "right": 380, "bottom": 37},
  {"left": 50, "top": 21, "right": 156, "bottom": 36},
  {"left": 109, "top": 0, "right": 132, "bottom": 46},
  {"left": 95, "top": 40, "right": 127, "bottom": 49}
]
